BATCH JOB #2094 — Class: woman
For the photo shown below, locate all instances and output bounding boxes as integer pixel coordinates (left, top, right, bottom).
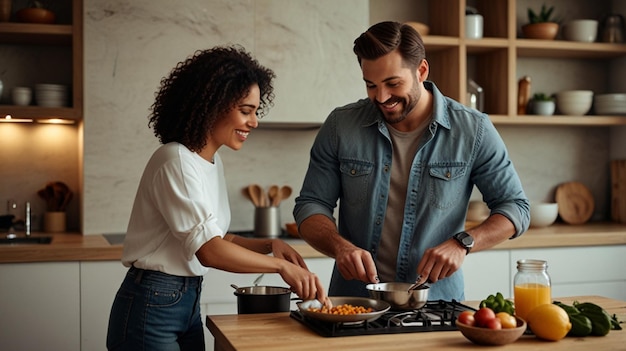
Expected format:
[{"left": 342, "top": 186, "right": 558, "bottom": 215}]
[{"left": 107, "top": 46, "right": 327, "bottom": 351}]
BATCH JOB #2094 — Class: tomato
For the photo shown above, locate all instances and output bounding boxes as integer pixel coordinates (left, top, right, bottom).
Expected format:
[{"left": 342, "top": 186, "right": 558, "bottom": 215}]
[
  {"left": 457, "top": 311, "right": 475, "bottom": 326},
  {"left": 473, "top": 307, "right": 497, "bottom": 327},
  {"left": 485, "top": 317, "right": 502, "bottom": 330},
  {"left": 496, "top": 312, "right": 517, "bottom": 329}
]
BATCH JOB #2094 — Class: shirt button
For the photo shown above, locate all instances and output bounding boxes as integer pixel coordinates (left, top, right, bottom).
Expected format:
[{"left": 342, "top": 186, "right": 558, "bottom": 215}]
[
  {"left": 351, "top": 169, "right": 356, "bottom": 175},
  {"left": 446, "top": 171, "right": 451, "bottom": 178}
]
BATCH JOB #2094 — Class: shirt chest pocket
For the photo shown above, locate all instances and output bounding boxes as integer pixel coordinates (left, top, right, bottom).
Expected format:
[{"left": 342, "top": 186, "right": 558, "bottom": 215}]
[
  {"left": 340, "top": 160, "right": 373, "bottom": 205},
  {"left": 427, "top": 164, "right": 467, "bottom": 209}
]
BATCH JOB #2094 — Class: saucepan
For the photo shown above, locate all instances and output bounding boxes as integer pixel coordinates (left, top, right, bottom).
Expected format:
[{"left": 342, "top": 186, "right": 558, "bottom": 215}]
[
  {"left": 366, "top": 282, "right": 429, "bottom": 310},
  {"left": 231, "top": 284, "right": 292, "bottom": 314},
  {"left": 297, "top": 296, "right": 390, "bottom": 323}
]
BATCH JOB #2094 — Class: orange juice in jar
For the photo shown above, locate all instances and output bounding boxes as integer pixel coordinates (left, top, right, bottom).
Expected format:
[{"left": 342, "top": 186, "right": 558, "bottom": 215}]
[
  {"left": 513, "top": 259, "right": 551, "bottom": 321},
  {"left": 514, "top": 283, "right": 551, "bottom": 320}
]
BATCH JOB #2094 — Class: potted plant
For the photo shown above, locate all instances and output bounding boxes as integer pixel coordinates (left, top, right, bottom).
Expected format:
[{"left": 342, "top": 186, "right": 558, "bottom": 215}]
[
  {"left": 529, "top": 93, "right": 556, "bottom": 116},
  {"left": 522, "top": 4, "right": 559, "bottom": 40}
]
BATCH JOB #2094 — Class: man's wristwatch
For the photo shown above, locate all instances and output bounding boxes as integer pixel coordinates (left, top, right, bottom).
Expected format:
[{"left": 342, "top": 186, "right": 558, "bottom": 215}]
[{"left": 453, "top": 231, "right": 474, "bottom": 255}]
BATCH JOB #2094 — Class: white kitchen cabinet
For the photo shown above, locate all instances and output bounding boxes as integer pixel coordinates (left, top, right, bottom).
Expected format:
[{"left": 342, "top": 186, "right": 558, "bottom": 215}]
[
  {"left": 511, "top": 246, "right": 626, "bottom": 301},
  {"left": 79, "top": 261, "right": 128, "bottom": 351},
  {"left": 463, "top": 245, "right": 626, "bottom": 304},
  {"left": 463, "top": 250, "right": 512, "bottom": 301},
  {"left": 0, "top": 262, "right": 80, "bottom": 351}
]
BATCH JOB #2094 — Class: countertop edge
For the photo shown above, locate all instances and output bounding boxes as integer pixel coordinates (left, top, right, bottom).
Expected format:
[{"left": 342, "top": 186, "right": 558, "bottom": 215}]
[{"left": 1, "top": 223, "right": 625, "bottom": 263}]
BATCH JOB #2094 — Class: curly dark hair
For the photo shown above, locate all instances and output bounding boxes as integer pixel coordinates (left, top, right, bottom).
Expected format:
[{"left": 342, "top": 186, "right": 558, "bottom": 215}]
[
  {"left": 353, "top": 21, "right": 426, "bottom": 69},
  {"left": 148, "top": 45, "right": 275, "bottom": 152}
]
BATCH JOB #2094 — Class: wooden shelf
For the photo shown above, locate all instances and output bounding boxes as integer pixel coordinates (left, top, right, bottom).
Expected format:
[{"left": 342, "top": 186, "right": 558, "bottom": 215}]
[
  {"left": 1, "top": 105, "right": 80, "bottom": 120},
  {"left": 0, "top": 22, "right": 73, "bottom": 45},
  {"left": 490, "top": 115, "right": 626, "bottom": 126},
  {"left": 370, "top": 0, "right": 626, "bottom": 127},
  {"left": 516, "top": 39, "right": 626, "bottom": 59},
  {"left": 0, "top": 0, "right": 83, "bottom": 122}
]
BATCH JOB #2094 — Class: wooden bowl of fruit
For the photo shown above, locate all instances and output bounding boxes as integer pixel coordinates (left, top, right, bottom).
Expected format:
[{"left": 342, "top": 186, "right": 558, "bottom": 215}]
[{"left": 456, "top": 308, "right": 526, "bottom": 346}]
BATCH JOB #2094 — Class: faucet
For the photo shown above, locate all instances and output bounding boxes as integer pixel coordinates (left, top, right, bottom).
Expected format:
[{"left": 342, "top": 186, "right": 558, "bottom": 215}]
[{"left": 25, "top": 202, "right": 31, "bottom": 236}]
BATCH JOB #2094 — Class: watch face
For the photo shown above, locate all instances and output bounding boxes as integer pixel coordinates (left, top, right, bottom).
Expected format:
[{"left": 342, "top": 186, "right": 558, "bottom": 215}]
[
  {"left": 461, "top": 235, "right": 473, "bottom": 246},
  {"left": 456, "top": 232, "right": 474, "bottom": 247}
]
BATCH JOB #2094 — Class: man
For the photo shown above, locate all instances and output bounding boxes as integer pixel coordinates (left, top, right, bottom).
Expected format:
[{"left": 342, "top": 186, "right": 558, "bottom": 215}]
[{"left": 293, "top": 21, "right": 529, "bottom": 301}]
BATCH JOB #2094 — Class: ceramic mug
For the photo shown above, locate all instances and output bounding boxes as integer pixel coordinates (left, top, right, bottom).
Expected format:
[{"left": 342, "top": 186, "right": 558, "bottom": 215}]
[
  {"left": 12, "top": 87, "right": 32, "bottom": 106},
  {"left": 466, "top": 14, "right": 484, "bottom": 39}
]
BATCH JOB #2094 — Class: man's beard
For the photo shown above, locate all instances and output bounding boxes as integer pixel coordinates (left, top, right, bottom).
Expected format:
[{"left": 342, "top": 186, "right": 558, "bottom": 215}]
[{"left": 378, "top": 82, "right": 421, "bottom": 125}]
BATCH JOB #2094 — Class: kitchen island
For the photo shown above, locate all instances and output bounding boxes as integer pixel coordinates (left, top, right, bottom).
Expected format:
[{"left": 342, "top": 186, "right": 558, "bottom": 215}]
[{"left": 206, "top": 295, "right": 625, "bottom": 351}]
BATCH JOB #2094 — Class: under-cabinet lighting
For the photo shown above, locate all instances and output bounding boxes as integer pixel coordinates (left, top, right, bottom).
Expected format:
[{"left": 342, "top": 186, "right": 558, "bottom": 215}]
[
  {"left": 1, "top": 115, "right": 33, "bottom": 123},
  {"left": 36, "top": 118, "right": 76, "bottom": 125}
]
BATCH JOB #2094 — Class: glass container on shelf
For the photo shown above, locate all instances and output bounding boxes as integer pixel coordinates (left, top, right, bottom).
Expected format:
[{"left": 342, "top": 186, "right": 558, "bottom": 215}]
[{"left": 513, "top": 259, "right": 551, "bottom": 321}]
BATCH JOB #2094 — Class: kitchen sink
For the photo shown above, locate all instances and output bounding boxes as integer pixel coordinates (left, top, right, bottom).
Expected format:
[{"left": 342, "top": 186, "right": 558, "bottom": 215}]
[{"left": 0, "top": 235, "right": 52, "bottom": 245}]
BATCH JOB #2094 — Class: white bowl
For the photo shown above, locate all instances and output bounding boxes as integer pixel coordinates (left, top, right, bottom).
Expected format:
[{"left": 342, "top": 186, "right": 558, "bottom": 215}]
[
  {"left": 556, "top": 90, "right": 593, "bottom": 115},
  {"left": 530, "top": 203, "right": 559, "bottom": 227},
  {"left": 563, "top": 19, "right": 598, "bottom": 42}
]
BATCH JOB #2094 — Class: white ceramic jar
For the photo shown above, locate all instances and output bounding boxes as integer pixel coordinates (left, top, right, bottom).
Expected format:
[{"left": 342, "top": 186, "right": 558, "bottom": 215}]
[{"left": 465, "top": 14, "right": 484, "bottom": 39}]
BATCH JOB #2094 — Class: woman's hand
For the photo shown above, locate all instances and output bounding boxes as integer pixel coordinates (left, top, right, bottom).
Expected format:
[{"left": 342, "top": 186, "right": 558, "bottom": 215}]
[
  {"left": 277, "top": 260, "right": 327, "bottom": 302},
  {"left": 270, "top": 239, "right": 308, "bottom": 269}
]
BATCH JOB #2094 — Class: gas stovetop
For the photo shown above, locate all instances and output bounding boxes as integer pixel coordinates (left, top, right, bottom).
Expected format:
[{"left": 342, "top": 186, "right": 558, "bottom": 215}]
[{"left": 290, "top": 299, "right": 476, "bottom": 337}]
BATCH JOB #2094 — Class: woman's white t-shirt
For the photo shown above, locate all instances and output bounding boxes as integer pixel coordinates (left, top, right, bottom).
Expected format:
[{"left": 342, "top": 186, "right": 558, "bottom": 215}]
[{"left": 122, "top": 142, "right": 230, "bottom": 276}]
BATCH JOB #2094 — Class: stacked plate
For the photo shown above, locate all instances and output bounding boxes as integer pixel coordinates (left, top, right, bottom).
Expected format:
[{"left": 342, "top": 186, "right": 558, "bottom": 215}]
[
  {"left": 595, "top": 94, "right": 626, "bottom": 115},
  {"left": 35, "top": 84, "right": 69, "bottom": 107}
]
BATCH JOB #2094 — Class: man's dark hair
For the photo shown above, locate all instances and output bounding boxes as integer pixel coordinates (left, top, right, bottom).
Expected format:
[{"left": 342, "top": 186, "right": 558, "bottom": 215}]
[{"left": 353, "top": 21, "right": 426, "bottom": 69}]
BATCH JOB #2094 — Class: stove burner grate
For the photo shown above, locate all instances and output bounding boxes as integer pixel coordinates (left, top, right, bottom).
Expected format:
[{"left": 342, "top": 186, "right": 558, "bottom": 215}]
[{"left": 290, "top": 299, "right": 476, "bottom": 337}]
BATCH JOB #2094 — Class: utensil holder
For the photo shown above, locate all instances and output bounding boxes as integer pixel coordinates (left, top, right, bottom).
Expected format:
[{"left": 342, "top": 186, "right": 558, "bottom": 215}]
[
  {"left": 254, "top": 207, "right": 281, "bottom": 238},
  {"left": 44, "top": 211, "right": 66, "bottom": 233}
]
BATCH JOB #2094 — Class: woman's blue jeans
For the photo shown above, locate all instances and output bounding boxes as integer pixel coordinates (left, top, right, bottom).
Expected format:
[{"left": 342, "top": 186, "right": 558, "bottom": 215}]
[{"left": 106, "top": 266, "right": 205, "bottom": 351}]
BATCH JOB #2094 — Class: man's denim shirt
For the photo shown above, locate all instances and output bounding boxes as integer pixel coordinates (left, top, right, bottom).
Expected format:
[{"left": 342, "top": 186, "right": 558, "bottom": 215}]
[{"left": 294, "top": 81, "right": 530, "bottom": 301}]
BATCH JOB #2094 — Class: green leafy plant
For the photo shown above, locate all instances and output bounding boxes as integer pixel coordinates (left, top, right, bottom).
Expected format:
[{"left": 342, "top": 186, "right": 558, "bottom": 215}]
[
  {"left": 532, "top": 93, "right": 554, "bottom": 101},
  {"left": 527, "top": 4, "right": 555, "bottom": 24}
]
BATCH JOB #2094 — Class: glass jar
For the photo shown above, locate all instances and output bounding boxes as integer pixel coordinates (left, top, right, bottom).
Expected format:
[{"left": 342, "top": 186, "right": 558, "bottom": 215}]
[{"left": 513, "top": 259, "right": 551, "bottom": 321}]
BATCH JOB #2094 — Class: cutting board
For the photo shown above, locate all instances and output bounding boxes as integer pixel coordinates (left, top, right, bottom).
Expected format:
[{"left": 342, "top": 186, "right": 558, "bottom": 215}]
[
  {"left": 611, "top": 160, "right": 626, "bottom": 223},
  {"left": 555, "top": 181, "right": 594, "bottom": 225}
]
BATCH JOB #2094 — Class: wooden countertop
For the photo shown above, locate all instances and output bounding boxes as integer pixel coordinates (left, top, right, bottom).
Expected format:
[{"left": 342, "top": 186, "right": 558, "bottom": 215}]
[
  {"left": 1, "top": 222, "right": 626, "bottom": 263},
  {"left": 206, "top": 295, "right": 626, "bottom": 351}
]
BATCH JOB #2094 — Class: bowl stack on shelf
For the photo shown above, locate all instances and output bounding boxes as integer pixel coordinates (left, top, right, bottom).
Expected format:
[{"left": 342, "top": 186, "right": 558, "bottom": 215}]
[
  {"left": 594, "top": 94, "right": 626, "bottom": 115},
  {"left": 35, "top": 84, "right": 69, "bottom": 107}
]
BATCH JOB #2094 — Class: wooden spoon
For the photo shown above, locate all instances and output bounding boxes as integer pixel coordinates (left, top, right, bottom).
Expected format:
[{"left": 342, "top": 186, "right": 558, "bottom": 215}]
[
  {"left": 247, "top": 184, "right": 264, "bottom": 207},
  {"left": 268, "top": 185, "right": 279, "bottom": 207},
  {"left": 275, "top": 186, "right": 292, "bottom": 206}
]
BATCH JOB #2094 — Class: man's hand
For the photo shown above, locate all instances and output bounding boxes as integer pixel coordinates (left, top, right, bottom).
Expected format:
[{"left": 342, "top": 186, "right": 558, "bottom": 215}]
[
  {"left": 416, "top": 239, "right": 466, "bottom": 283},
  {"left": 335, "top": 245, "right": 379, "bottom": 284}
]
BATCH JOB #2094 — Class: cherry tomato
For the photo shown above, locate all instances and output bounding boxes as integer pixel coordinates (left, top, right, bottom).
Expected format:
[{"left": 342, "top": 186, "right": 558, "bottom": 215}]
[
  {"left": 485, "top": 317, "right": 502, "bottom": 330},
  {"left": 473, "top": 307, "right": 497, "bottom": 327},
  {"left": 457, "top": 310, "right": 475, "bottom": 326},
  {"left": 496, "top": 312, "right": 517, "bottom": 329}
]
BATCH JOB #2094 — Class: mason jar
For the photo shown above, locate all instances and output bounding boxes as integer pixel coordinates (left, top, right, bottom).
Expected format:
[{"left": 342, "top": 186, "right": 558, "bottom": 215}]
[{"left": 513, "top": 259, "right": 551, "bottom": 321}]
